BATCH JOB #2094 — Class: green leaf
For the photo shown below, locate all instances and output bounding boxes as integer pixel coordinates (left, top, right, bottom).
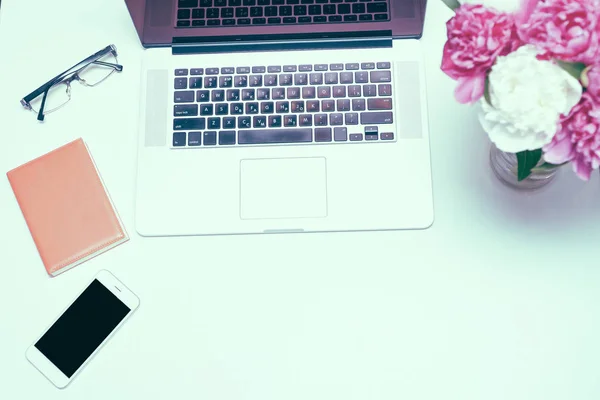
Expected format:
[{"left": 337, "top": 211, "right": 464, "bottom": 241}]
[
  {"left": 483, "top": 75, "right": 492, "bottom": 106},
  {"left": 440, "top": 0, "right": 461, "bottom": 11},
  {"left": 516, "top": 149, "right": 543, "bottom": 181},
  {"left": 555, "top": 60, "right": 587, "bottom": 81}
]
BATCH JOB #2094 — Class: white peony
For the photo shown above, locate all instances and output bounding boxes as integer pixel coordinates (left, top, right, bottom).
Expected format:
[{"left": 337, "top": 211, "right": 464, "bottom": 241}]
[
  {"left": 458, "top": 0, "right": 522, "bottom": 13},
  {"left": 479, "top": 45, "right": 582, "bottom": 153}
]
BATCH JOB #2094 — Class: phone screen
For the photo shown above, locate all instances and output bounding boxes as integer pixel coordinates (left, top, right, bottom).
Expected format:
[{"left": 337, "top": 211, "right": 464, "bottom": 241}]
[{"left": 35, "top": 279, "right": 131, "bottom": 378}]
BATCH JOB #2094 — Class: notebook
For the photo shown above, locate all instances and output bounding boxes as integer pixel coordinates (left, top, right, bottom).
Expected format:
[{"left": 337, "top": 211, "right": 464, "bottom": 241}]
[{"left": 7, "top": 138, "right": 128, "bottom": 276}]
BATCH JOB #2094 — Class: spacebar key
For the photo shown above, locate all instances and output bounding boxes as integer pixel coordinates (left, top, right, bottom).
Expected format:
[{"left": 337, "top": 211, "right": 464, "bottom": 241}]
[{"left": 238, "top": 128, "right": 313, "bottom": 144}]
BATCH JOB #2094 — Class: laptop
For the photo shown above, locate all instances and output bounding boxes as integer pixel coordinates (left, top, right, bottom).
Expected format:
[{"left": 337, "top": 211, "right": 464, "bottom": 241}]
[{"left": 126, "top": 0, "right": 434, "bottom": 236}]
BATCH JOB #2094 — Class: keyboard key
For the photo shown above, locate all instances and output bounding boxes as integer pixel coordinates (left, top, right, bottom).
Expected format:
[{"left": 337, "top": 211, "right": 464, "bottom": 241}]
[
  {"left": 234, "top": 75, "right": 248, "bottom": 87},
  {"left": 352, "top": 3, "right": 365, "bottom": 12},
  {"left": 294, "top": 5, "right": 307, "bottom": 15},
  {"left": 191, "top": 68, "right": 204, "bottom": 75},
  {"left": 363, "top": 84, "right": 377, "bottom": 97},
  {"left": 174, "top": 104, "right": 198, "bottom": 116},
  {"left": 238, "top": 128, "right": 312, "bottom": 144},
  {"left": 236, "top": 7, "right": 249, "bottom": 17},
  {"left": 302, "top": 86, "right": 316, "bottom": 99},
  {"left": 204, "top": 76, "right": 218, "bottom": 88},
  {"left": 253, "top": 116, "right": 267, "bottom": 128},
  {"left": 243, "top": 0, "right": 256, "bottom": 4},
  {"left": 361, "top": 62, "right": 375, "bottom": 70},
  {"left": 350, "top": 133, "right": 363, "bottom": 141},
  {"left": 298, "top": 16, "right": 311, "bottom": 22},
  {"left": 231, "top": 103, "right": 244, "bottom": 114},
  {"left": 280, "top": 74, "right": 293, "bottom": 85},
  {"left": 348, "top": 85, "right": 361, "bottom": 97},
  {"left": 355, "top": 71, "right": 369, "bottom": 83},
  {"left": 330, "top": 113, "right": 343, "bottom": 125},
  {"left": 268, "top": 66, "right": 282, "bottom": 73},
  {"left": 203, "top": 131, "right": 217, "bottom": 145},
  {"left": 227, "top": 89, "right": 240, "bottom": 101},
  {"left": 283, "top": 16, "right": 297, "bottom": 23},
  {"left": 200, "top": 0, "right": 212, "bottom": 6},
  {"left": 291, "top": 100, "right": 305, "bottom": 112},
  {"left": 173, "top": 132, "right": 186, "bottom": 146},
  {"left": 251, "top": 6, "right": 263, "bottom": 16},
  {"left": 360, "top": 111, "right": 393, "bottom": 124},
  {"left": 221, "top": 67, "right": 235, "bottom": 74},
  {"left": 313, "top": 16, "right": 326, "bottom": 22},
  {"left": 322, "top": 99, "right": 335, "bottom": 111},
  {"left": 328, "top": 15, "right": 342, "bottom": 21},
  {"left": 174, "top": 90, "right": 195, "bottom": 103},
  {"left": 314, "top": 64, "right": 328, "bottom": 71},
  {"left": 307, "top": 100, "right": 320, "bottom": 112},
  {"left": 242, "top": 89, "right": 255, "bottom": 100},
  {"left": 207, "top": 19, "right": 220, "bottom": 25},
  {"left": 211, "top": 90, "right": 225, "bottom": 102},
  {"left": 206, "top": 67, "right": 219, "bottom": 75},
  {"left": 340, "top": 71, "right": 353, "bottom": 83},
  {"left": 264, "top": 74, "right": 278, "bottom": 86},
  {"left": 332, "top": 86, "right": 346, "bottom": 97},
  {"left": 215, "top": 103, "right": 229, "bottom": 115},
  {"left": 294, "top": 74, "right": 308, "bottom": 85},
  {"left": 266, "top": 7, "right": 279, "bottom": 16},
  {"left": 367, "top": 98, "right": 392, "bottom": 110},
  {"left": 223, "top": 116, "right": 236, "bottom": 129},
  {"left": 219, "top": 76, "right": 233, "bottom": 88},
  {"left": 287, "top": 87, "right": 301, "bottom": 99},
  {"left": 299, "top": 65, "right": 312, "bottom": 72},
  {"left": 249, "top": 75, "right": 263, "bottom": 87},
  {"left": 173, "top": 117, "right": 206, "bottom": 130},
  {"left": 381, "top": 132, "right": 394, "bottom": 140},
  {"left": 252, "top": 66, "right": 266, "bottom": 73},
  {"left": 345, "top": 63, "right": 359, "bottom": 70},
  {"left": 323, "top": 4, "right": 336, "bottom": 13},
  {"left": 178, "top": 9, "right": 191, "bottom": 19},
  {"left": 174, "top": 77, "right": 188, "bottom": 89},
  {"left": 238, "top": 116, "right": 252, "bottom": 128},
  {"left": 352, "top": 98, "right": 366, "bottom": 111},
  {"left": 177, "top": 20, "right": 191, "bottom": 27},
  {"left": 330, "top": 64, "right": 343, "bottom": 71},
  {"left": 338, "top": 4, "right": 350, "bottom": 13},
  {"left": 272, "top": 87, "right": 286, "bottom": 99},
  {"left": 314, "top": 114, "right": 328, "bottom": 126},
  {"left": 238, "top": 18, "right": 251, "bottom": 24},
  {"left": 309, "top": 73, "right": 323, "bottom": 85},
  {"left": 189, "top": 77, "right": 203, "bottom": 88},
  {"left": 252, "top": 17, "right": 266, "bottom": 24},
  {"left": 197, "top": 90, "right": 210, "bottom": 102},
  {"left": 192, "top": 20, "right": 206, "bottom": 26},
  {"left": 367, "top": 2, "right": 387, "bottom": 12},
  {"left": 337, "top": 99, "right": 350, "bottom": 111},
  {"left": 175, "top": 69, "right": 189, "bottom": 76},
  {"left": 188, "top": 131, "right": 201, "bottom": 146},
  {"left": 317, "top": 86, "right": 331, "bottom": 98},
  {"left": 345, "top": 112, "right": 359, "bottom": 125},
  {"left": 374, "top": 13, "right": 388, "bottom": 20},
  {"left": 215, "top": 0, "right": 227, "bottom": 5},
  {"left": 200, "top": 104, "right": 214, "bottom": 115},
  {"left": 257, "top": 88, "right": 270, "bottom": 100},
  {"left": 219, "top": 130, "right": 236, "bottom": 145},
  {"left": 269, "top": 115, "right": 283, "bottom": 127},
  {"left": 236, "top": 66, "right": 251, "bottom": 73},
  {"left": 261, "top": 101, "right": 274, "bottom": 113},
  {"left": 377, "top": 62, "right": 391, "bottom": 69},
  {"left": 315, "top": 128, "right": 332, "bottom": 142},
  {"left": 324, "top": 72, "right": 338, "bottom": 84},
  {"left": 359, "top": 14, "right": 372, "bottom": 20},
  {"left": 334, "top": 127, "right": 347, "bottom": 141},
  {"left": 208, "top": 117, "right": 221, "bottom": 129},
  {"left": 378, "top": 84, "right": 392, "bottom": 96},
  {"left": 246, "top": 102, "right": 260, "bottom": 114},
  {"left": 370, "top": 70, "right": 391, "bottom": 82},
  {"left": 276, "top": 101, "right": 290, "bottom": 113},
  {"left": 308, "top": 5, "right": 322, "bottom": 14},
  {"left": 224, "top": 18, "right": 236, "bottom": 24},
  {"left": 284, "top": 115, "right": 297, "bottom": 126},
  {"left": 179, "top": 0, "right": 198, "bottom": 7},
  {"left": 365, "top": 126, "right": 378, "bottom": 140}
]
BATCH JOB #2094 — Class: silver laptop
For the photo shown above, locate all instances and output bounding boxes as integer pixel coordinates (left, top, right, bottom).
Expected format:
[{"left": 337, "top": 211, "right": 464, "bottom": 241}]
[{"left": 127, "top": 0, "right": 434, "bottom": 236}]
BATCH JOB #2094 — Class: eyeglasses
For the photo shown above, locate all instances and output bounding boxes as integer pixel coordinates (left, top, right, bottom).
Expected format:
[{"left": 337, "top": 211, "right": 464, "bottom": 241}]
[{"left": 20, "top": 44, "right": 123, "bottom": 121}]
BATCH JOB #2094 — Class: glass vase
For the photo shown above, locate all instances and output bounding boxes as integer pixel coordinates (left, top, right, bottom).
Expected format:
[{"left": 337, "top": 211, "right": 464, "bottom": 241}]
[{"left": 489, "top": 143, "right": 560, "bottom": 191}]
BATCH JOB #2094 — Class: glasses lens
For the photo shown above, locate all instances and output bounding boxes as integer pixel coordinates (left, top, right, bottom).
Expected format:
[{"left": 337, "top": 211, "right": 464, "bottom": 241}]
[
  {"left": 77, "top": 52, "right": 119, "bottom": 86},
  {"left": 29, "top": 82, "right": 71, "bottom": 115}
]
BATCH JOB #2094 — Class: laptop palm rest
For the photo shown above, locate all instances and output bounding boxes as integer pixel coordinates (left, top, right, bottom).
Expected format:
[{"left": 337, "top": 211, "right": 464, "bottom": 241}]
[{"left": 240, "top": 157, "right": 328, "bottom": 220}]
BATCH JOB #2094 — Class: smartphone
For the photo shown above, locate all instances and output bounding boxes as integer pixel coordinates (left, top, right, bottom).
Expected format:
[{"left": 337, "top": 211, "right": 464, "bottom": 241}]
[{"left": 26, "top": 270, "right": 140, "bottom": 388}]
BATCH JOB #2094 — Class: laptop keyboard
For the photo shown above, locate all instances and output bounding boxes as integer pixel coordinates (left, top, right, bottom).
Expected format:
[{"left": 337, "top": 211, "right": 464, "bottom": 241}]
[
  {"left": 176, "top": 0, "right": 389, "bottom": 27},
  {"left": 172, "top": 62, "right": 395, "bottom": 148}
]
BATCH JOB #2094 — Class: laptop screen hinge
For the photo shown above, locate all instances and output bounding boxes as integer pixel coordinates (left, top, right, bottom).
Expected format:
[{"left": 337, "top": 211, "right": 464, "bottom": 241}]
[{"left": 171, "top": 31, "right": 392, "bottom": 54}]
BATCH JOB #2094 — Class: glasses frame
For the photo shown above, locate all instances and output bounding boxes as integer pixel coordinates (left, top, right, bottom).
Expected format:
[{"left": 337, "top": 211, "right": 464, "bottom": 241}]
[{"left": 20, "top": 44, "right": 123, "bottom": 121}]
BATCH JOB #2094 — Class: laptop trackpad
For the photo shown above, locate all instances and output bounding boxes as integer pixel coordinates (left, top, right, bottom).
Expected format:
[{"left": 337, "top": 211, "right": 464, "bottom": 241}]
[{"left": 240, "top": 157, "right": 328, "bottom": 220}]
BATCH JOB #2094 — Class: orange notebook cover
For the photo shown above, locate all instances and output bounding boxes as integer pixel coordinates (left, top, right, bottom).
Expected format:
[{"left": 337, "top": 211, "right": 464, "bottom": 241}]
[{"left": 7, "top": 138, "right": 128, "bottom": 276}]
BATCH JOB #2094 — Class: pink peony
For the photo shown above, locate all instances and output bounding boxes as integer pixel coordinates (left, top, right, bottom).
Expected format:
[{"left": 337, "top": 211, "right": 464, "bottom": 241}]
[
  {"left": 518, "top": 0, "right": 600, "bottom": 64},
  {"left": 585, "top": 65, "right": 600, "bottom": 101},
  {"left": 543, "top": 93, "right": 600, "bottom": 180},
  {"left": 441, "top": 4, "right": 520, "bottom": 104}
]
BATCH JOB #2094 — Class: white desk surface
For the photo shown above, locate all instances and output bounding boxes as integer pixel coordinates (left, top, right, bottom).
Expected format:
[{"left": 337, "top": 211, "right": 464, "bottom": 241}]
[{"left": 1, "top": 1, "right": 600, "bottom": 399}]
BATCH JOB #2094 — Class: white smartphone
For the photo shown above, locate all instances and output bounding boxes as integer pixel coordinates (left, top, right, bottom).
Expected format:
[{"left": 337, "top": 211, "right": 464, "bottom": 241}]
[{"left": 26, "top": 270, "right": 140, "bottom": 388}]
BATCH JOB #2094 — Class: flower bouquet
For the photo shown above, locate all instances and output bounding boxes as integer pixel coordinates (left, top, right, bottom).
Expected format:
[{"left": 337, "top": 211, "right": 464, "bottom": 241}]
[{"left": 441, "top": 0, "right": 600, "bottom": 183}]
